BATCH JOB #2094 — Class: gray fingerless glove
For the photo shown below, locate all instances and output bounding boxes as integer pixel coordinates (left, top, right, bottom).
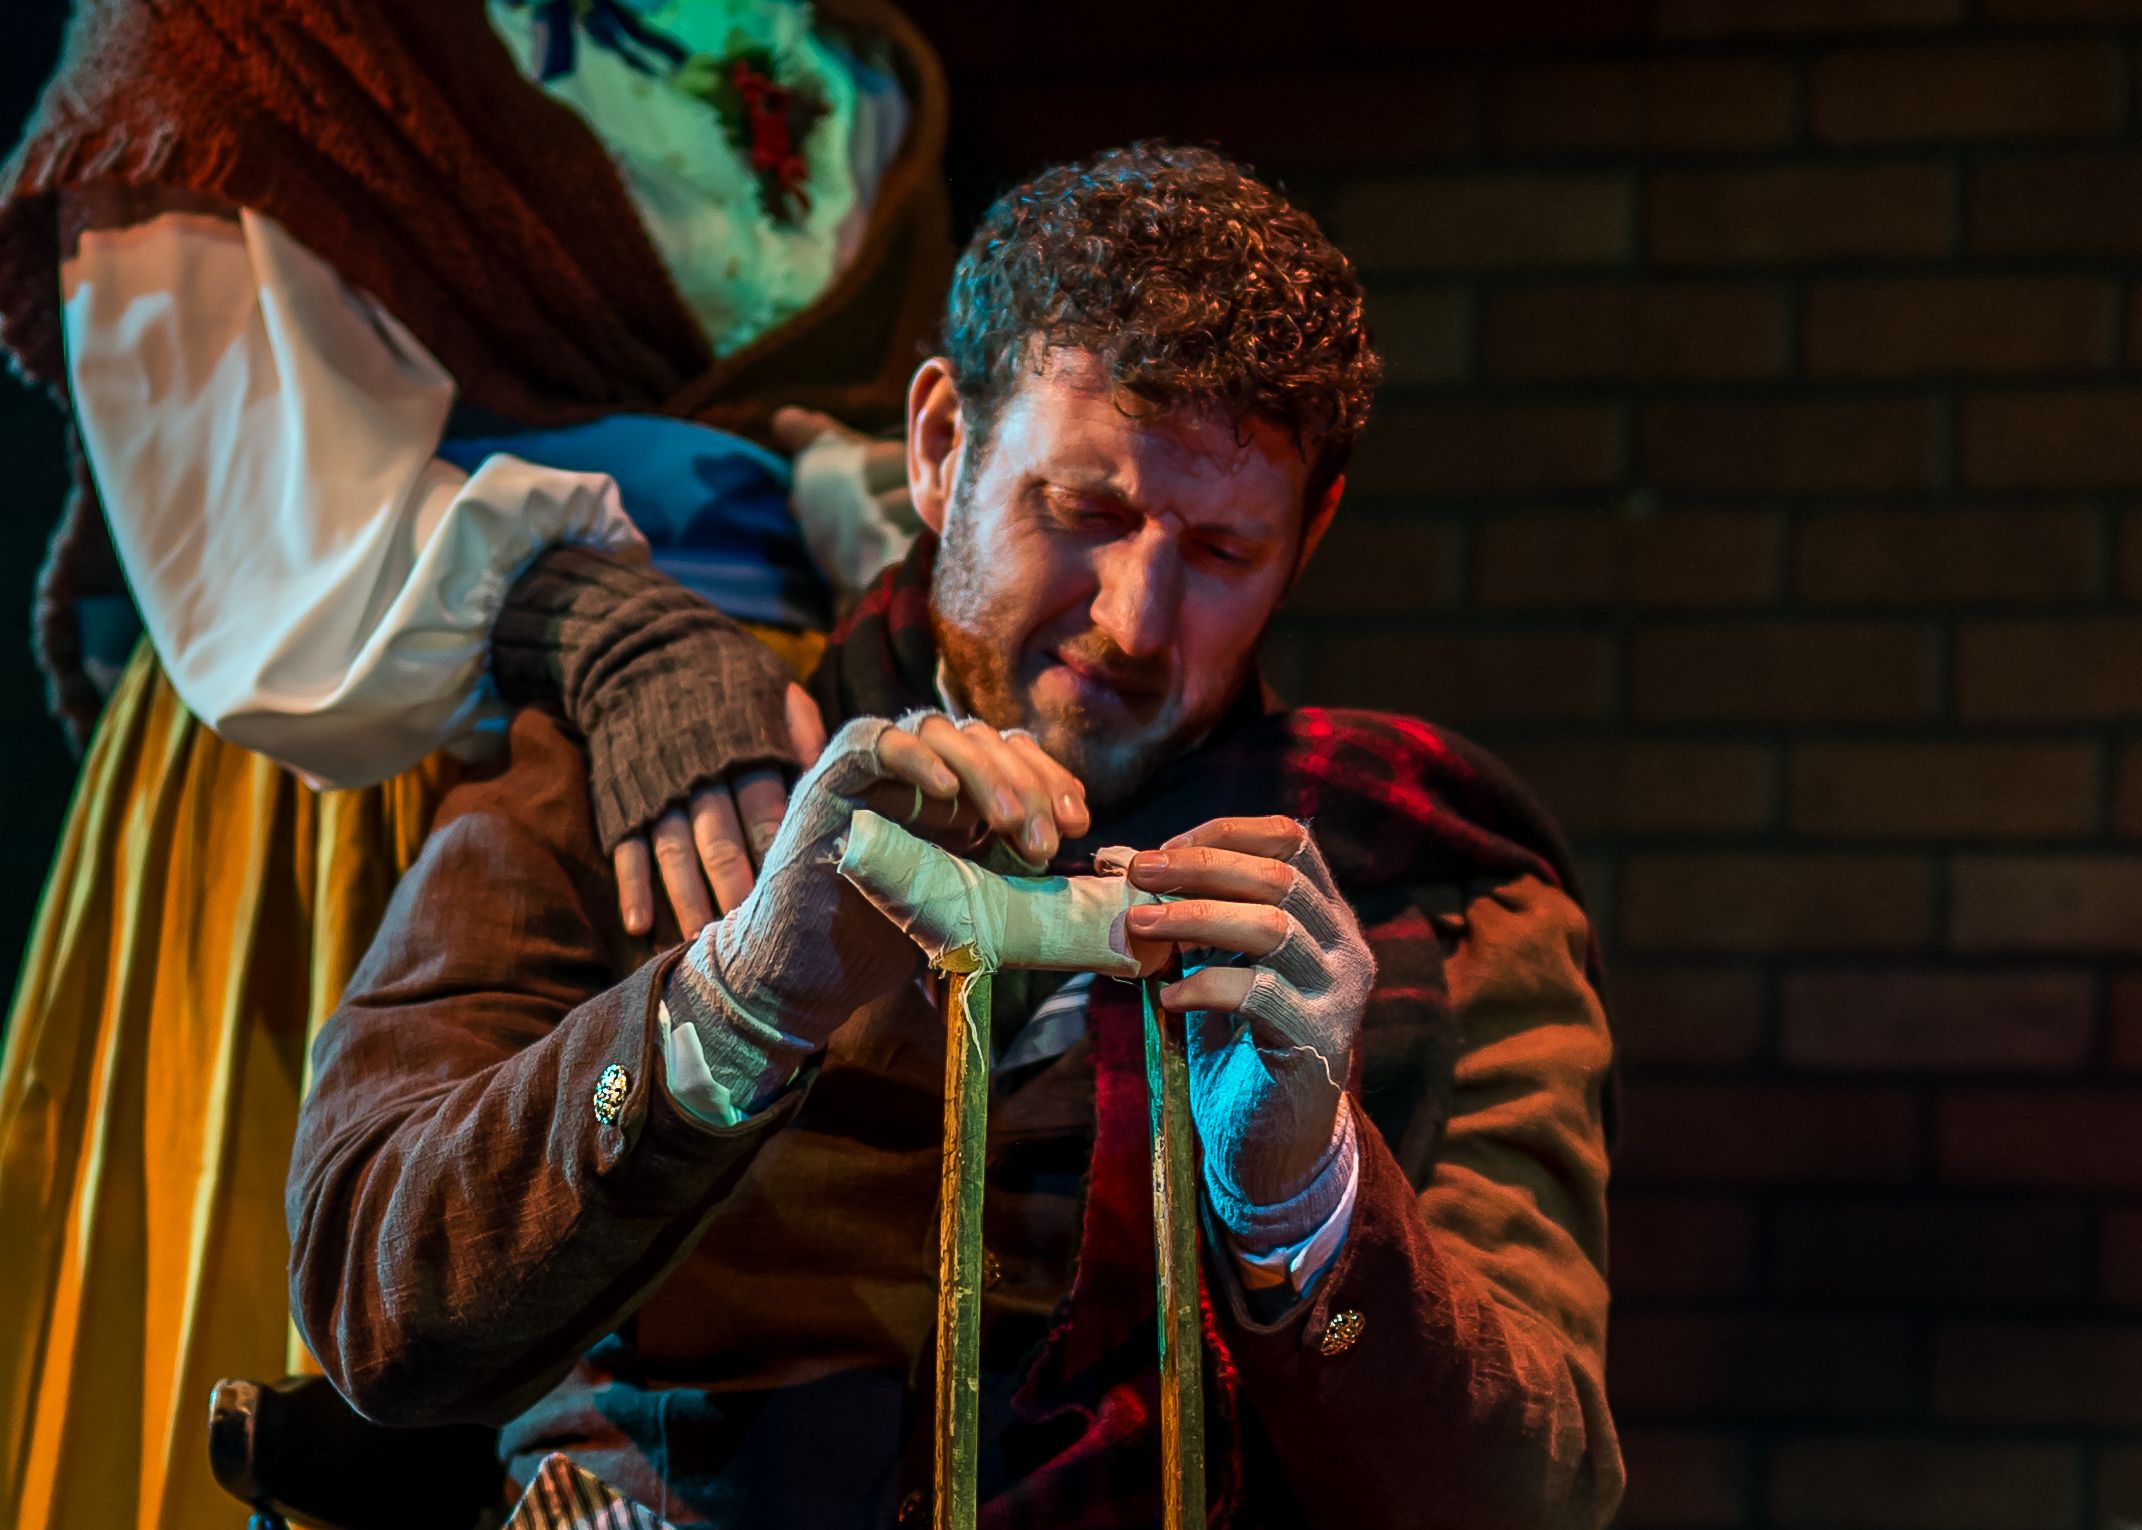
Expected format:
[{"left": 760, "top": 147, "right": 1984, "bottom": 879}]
[
  {"left": 660, "top": 715, "right": 933, "bottom": 1109},
  {"left": 1185, "top": 824, "right": 1373, "bottom": 1245},
  {"left": 492, "top": 545, "right": 799, "bottom": 852}
]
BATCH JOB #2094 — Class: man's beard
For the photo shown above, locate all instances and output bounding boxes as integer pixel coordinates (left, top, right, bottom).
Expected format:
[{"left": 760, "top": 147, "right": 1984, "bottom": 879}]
[{"left": 928, "top": 503, "right": 1256, "bottom": 815}]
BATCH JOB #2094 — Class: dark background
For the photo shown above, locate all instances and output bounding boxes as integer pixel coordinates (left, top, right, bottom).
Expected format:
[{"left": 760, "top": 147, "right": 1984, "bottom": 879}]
[
  {"left": 1, "top": 0, "right": 84, "bottom": 993},
  {"left": 8, "top": 2, "right": 2142, "bottom": 1524}
]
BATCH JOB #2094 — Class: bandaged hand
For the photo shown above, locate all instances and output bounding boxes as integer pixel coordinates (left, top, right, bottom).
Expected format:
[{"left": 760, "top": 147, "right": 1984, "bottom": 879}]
[
  {"left": 837, "top": 810, "right": 1163, "bottom": 977},
  {"left": 1124, "top": 817, "right": 1373, "bottom": 1245},
  {"left": 663, "top": 711, "right": 1092, "bottom": 1111}
]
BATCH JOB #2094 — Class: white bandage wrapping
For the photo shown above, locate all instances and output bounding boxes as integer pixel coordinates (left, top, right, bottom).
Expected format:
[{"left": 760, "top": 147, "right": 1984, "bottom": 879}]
[{"left": 836, "top": 809, "right": 1161, "bottom": 976}]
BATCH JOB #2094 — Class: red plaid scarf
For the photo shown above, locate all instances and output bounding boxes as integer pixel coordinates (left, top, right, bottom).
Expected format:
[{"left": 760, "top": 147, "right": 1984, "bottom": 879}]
[{"left": 809, "top": 537, "right": 1598, "bottom": 1526}]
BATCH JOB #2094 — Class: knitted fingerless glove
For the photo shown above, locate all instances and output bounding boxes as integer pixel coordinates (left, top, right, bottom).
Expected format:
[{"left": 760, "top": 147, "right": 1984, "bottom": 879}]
[
  {"left": 492, "top": 546, "right": 800, "bottom": 852},
  {"left": 1186, "top": 824, "right": 1373, "bottom": 1248}
]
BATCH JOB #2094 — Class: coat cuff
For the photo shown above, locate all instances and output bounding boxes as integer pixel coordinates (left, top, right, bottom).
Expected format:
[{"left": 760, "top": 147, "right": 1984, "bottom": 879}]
[
  {"left": 1209, "top": 1108, "right": 1423, "bottom": 1354},
  {"left": 580, "top": 945, "right": 806, "bottom": 1219},
  {"left": 1220, "top": 1107, "right": 1362, "bottom": 1321},
  {"left": 656, "top": 999, "right": 805, "bottom": 1127}
]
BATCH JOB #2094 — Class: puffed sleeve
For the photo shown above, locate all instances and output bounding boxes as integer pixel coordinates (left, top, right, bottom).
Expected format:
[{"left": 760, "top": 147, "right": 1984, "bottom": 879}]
[{"left": 60, "top": 203, "right": 646, "bottom": 786}]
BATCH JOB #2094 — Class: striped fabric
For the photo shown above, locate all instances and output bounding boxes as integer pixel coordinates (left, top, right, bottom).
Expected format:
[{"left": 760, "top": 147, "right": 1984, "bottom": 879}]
[
  {"left": 505, "top": 1453, "right": 678, "bottom": 1530},
  {"left": 994, "top": 970, "right": 1095, "bottom": 1072}
]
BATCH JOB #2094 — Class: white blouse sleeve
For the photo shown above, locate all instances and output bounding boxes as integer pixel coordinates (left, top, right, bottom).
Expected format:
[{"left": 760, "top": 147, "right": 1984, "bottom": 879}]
[{"left": 60, "top": 207, "right": 647, "bottom": 788}]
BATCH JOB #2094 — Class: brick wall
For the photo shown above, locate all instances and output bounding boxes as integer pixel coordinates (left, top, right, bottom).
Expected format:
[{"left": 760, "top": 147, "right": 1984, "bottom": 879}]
[
  {"left": 913, "top": 1, "right": 2142, "bottom": 1524},
  {"left": 2, "top": 0, "right": 2134, "bottom": 1520}
]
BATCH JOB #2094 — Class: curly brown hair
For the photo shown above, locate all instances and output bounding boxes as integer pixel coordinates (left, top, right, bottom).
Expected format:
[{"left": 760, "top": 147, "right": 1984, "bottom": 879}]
[{"left": 941, "top": 142, "right": 1382, "bottom": 507}]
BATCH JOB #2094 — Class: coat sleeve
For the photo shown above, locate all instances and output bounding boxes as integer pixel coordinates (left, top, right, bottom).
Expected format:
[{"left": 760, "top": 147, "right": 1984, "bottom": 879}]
[
  {"left": 1216, "top": 872, "right": 1622, "bottom": 1530},
  {"left": 285, "top": 711, "right": 798, "bottom": 1428}
]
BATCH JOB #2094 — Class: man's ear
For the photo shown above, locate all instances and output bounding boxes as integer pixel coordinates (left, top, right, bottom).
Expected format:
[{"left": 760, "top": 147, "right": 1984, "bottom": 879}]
[
  {"left": 1292, "top": 473, "right": 1344, "bottom": 579},
  {"left": 906, "top": 357, "right": 964, "bottom": 536}
]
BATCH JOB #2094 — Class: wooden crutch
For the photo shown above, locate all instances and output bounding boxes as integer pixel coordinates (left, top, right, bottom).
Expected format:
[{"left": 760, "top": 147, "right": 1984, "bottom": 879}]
[
  {"left": 931, "top": 950, "right": 990, "bottom": 1530},
  {"left": 834, "top": 808, "right": 1205, "bottom": 1529},
  {"left": 926, "top": 953, "right": 1205, "bottom": 1530},
  {"left": 1141, "top": 966, "right": 1207, "bottom": 1528}
]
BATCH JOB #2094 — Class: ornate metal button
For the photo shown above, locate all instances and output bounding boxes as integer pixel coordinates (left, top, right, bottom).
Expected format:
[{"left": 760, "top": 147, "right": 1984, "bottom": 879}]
[
  {"left": 1319, "top": 1308, "right": 1366, "bottom": 1357},
  {"left": 592, "top": 1063, "right": 631, "bottom": 1126},
  {"left": 982, "top": 1249, "right": 1003, "bottom": 1291}
]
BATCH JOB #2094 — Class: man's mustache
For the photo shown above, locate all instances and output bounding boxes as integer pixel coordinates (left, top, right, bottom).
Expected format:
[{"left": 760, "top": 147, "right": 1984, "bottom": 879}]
[{"left": 1054, "top": 632, "right": 1170, "bottom": 698}]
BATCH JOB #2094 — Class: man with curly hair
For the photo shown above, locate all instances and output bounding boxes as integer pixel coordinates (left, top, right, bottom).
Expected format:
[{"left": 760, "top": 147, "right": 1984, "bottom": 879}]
[{"left": 287, "top": 143, "right": 1623, "bottom": 1529}]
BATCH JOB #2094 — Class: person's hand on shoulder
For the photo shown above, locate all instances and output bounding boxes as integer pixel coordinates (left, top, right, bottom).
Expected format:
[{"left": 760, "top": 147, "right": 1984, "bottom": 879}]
[{"left": 610, "top": 679, "right": 827, "bottom": 937}]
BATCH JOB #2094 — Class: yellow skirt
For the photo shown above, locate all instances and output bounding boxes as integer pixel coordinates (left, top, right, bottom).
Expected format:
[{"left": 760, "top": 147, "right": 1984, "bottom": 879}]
[
  {"left": 0, "top": 620, "right": 825, "bottom": 1530},
  {"left": 0, "top": 644, "right": 457, "bottom": 1530}
]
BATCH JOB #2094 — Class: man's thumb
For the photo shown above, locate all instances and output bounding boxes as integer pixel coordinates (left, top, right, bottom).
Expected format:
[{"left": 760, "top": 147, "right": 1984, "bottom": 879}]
[{"left": 786, "top": 682, "right": 828, "bottom": 768}]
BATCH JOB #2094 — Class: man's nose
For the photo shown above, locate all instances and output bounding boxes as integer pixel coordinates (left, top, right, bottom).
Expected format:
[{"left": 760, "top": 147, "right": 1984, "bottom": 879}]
[{"left": 1090, "top": 530, "right": 1180, "bottom": 658}]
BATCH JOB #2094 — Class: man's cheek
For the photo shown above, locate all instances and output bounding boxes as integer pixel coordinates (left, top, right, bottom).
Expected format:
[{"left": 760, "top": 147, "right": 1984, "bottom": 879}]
[{"left": 1181, "top": 627, "right": 1246, "bottom": 705}]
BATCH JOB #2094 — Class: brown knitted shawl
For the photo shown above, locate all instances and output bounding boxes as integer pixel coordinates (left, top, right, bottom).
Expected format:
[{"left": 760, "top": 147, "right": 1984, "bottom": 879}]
[{"left": 0, "top": 0, "right": 949, "bottom": 742}]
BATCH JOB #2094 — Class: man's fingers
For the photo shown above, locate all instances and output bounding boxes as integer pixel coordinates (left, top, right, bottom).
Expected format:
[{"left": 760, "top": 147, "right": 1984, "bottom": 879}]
[
  {"left": 653, "top": 808, "right": 715, "bottom": 936},
  {"left": 1125, "top": 898, "right": 1291, "bottom": 961},
  {"left": 730, "top": 767, "right": 789, "bottom": 864},
  {"left": 614, "top": 838, "right": 655, "bottom": 936},
  {"left": 688, "top": 785, "right": 755, "bottom": 914},
  {"left": 856, "top": 777, "right": 986, "bottom": 840},
  {"left": 875, "top": 727, "right": 962, "bottom": 798},
  {"left": 1157, "top": 964, "right": 1257, "bottom": 1015},
  {"left": 1159, "top": 814, "right": 1307, "bottom": 860},
  {"left": 1002, "top": 730, "right": 1090, "bottom": 839},
  {"left": 896, "top": 716, "right": 1049, "bottom": 859},
  {"left": 1125, "top": 843, "right": 1292, "bottom": 903},
  {"left": 949, "top": 720, "right": 1061, "bottom": 861},
  {"left": 785, "top": 682, "right": 827, "bottom": 767},
  {"left": 873, "top": 716, "right": 1087, "bottom": 861}
]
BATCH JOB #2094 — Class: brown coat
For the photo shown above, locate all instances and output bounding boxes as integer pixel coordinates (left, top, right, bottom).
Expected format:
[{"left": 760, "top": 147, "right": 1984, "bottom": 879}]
[{"left": 287, "top": 710, "right": 1622, "bottom": 1528}]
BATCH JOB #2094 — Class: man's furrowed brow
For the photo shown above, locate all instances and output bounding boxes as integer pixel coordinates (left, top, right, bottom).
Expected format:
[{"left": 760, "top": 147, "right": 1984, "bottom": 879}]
[{"left": 1042, "top": 463, "right": 1136, "bottom": 498}]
